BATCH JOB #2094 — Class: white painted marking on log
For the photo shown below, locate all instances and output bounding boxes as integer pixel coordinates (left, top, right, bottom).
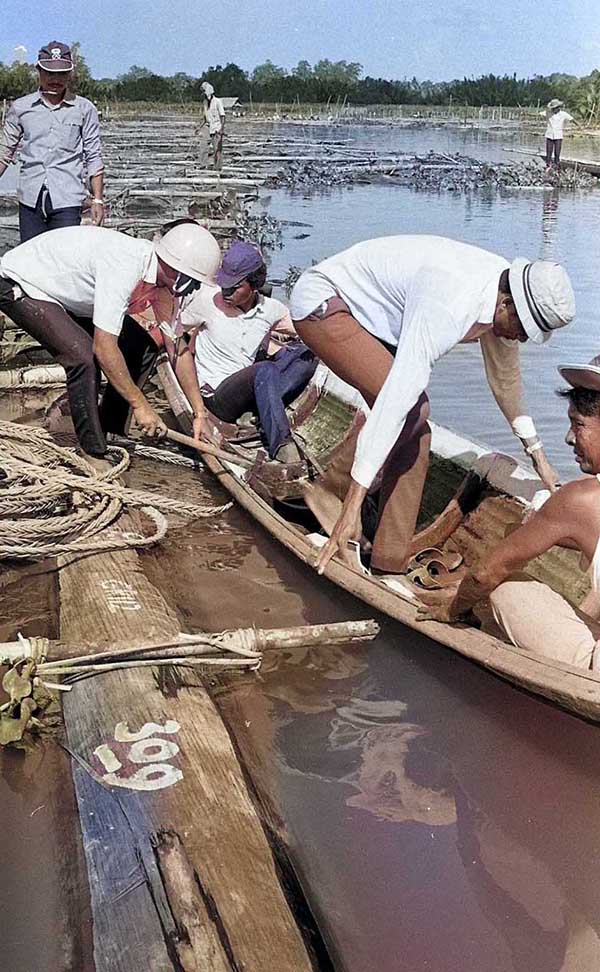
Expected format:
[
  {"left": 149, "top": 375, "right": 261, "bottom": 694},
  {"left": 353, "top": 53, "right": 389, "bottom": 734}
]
[
  {"left": 114, "top": 719, "right": 181, "bottom": 742},
  {"left": 93, "top": 743, "right": 123, "bottom": 773},
  {"left": 98, "top": 579, "right": 142, "bottom": 613},
  {"left": 128, "top": 738, "right": 180, "bottom": 764},
  {"left": 104, "top": 764, "right": 184, "bottom": 791}
]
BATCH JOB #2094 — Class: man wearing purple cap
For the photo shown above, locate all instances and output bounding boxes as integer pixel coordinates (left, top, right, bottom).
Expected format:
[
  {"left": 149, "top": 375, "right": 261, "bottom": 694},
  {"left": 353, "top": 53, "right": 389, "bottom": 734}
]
[
  {"left": 178, "top": 241, "right": 317, "bottom": 462},
  {"left": 418, "top": 354, "right": 600, "bottom": 671},
  {"left": 0, "top": 41, "right": 104, "bottom": 242}
]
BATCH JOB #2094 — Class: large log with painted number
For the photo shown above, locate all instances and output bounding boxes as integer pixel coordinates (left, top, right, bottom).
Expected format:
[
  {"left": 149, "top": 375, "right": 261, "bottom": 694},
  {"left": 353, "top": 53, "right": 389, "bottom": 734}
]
[{"left": 58, "top": 515, "right": 317, "bottom": 972}]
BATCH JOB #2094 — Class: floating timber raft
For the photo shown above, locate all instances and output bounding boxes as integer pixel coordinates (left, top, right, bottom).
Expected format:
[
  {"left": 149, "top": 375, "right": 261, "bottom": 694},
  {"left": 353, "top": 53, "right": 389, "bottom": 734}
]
[{"left": 51, "top": 508, "right": 325, "bottom": 971}]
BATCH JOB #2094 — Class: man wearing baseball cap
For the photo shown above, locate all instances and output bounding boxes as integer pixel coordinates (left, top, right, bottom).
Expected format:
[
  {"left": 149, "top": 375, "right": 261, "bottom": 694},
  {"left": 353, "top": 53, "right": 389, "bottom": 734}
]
[
  {"left": 177, "top": 240, "right": 316, "bottom": 460},
  {"left": 419, "top": 353, "right": 600, "bottom": 671},
  {"left": 290, "top": 235, "right": 576, "bottom": 575},
  {"left": 0, "top": 222, "right": 221, "bottom": 461},
  {"left": 0, "top": 40, "right": 105, "bottom": 241}
]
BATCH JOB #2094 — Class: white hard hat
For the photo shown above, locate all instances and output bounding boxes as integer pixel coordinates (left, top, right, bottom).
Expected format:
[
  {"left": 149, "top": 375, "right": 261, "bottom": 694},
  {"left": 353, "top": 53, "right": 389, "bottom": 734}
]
[
  {"left": 508, "top": 258, "right": 575, "bottom": 344},
  {"left": 154, "top": 223, "right": 221, "bottom": 284}
]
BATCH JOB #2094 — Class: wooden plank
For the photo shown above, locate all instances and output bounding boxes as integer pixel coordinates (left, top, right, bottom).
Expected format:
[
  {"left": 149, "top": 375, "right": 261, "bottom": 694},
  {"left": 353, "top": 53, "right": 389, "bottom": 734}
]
[{"left": 58, "top": 518, "right": 316, "bottom": 972}]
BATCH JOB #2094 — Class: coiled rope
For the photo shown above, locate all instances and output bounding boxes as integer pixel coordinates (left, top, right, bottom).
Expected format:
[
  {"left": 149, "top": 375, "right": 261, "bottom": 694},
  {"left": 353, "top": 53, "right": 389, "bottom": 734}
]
[{"left": 0, "top": 420, "right": 231, "bottom": 560}]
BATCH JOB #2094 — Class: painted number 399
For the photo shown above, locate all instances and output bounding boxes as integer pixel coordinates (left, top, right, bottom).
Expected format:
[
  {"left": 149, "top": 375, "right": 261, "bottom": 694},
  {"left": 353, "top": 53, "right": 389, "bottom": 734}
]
[{"left": 93, "top": 720, "right": 183, "bottom": 791}]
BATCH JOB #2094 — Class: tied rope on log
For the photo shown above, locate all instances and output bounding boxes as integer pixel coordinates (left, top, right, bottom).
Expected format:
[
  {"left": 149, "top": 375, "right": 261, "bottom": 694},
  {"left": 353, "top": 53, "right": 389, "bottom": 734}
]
[
  {"left": 0, "top": 620, "right": 380, "bottom": 745},
  {"left": 0, "top": 420, "right": 231, "bottom": 560}
]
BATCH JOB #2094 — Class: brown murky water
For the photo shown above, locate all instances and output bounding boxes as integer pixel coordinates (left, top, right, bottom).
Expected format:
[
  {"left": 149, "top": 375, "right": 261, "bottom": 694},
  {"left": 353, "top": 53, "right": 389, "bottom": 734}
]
[
  {"left": 135, "top": 459, "right": 600, "bottom": 972},
  {"left": 3, "top": 421, "right": 600, "bottom": 970}
]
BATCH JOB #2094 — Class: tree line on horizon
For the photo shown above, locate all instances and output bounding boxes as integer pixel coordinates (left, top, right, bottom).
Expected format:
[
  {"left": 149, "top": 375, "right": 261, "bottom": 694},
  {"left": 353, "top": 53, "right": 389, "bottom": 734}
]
[{"left": 1, "top": 45, "right": 599, "bottom": 121}]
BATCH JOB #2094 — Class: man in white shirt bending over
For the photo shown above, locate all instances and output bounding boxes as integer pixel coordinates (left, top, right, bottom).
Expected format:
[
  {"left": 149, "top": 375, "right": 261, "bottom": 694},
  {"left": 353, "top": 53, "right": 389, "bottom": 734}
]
[
  {"left": 543, "top": 98, "right": 577, "bottom": 170},
  {"left": 179, "top": 241, "right": 316, "bottom": 462},
  {"left": 289, "top": 235, "right": 576, "bottom": 576},
  {"left": 0, "top": 222, "right": 221, "bottom": 460}
]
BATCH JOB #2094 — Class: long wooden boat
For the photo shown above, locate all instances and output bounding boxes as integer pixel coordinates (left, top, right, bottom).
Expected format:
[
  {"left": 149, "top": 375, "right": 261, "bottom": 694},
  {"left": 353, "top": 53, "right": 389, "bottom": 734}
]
[{"left": 157, "top": 355, "right": 600, "bottom": 723}]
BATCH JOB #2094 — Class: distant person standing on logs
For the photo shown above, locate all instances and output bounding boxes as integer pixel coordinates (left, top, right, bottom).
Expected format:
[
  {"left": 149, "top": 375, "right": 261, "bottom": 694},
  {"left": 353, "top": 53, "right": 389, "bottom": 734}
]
[
  {"left": 199, "top": 81, "right": 225, "bottom": 170},
  {"left": 0, "top": 41, "right": 105, "bottom": 242},
  {"left": 542, "top": 99, "right": 577, "bottom": 171}
]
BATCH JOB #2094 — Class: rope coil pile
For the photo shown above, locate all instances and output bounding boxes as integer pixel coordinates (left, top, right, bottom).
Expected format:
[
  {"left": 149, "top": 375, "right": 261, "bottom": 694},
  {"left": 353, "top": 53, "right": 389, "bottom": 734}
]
[{"left": 0, "top": 420, "right": 231, "bottom": 559}]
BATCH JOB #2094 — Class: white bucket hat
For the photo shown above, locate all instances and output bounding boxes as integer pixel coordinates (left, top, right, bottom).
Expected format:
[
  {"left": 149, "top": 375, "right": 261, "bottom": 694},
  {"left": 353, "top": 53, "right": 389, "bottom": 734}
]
[
  {"left": 508, "top": 258, "right": 575, "bottom": 344},
  {"left": 558, "top": 354, "right": 600, "bottom": 392}
]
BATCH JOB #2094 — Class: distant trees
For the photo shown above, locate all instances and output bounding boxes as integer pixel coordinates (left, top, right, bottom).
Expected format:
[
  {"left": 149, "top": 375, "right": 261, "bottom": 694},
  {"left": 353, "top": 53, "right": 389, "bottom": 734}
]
[{"left": 0, "top": 44, "right": 598, "bottom": 115}]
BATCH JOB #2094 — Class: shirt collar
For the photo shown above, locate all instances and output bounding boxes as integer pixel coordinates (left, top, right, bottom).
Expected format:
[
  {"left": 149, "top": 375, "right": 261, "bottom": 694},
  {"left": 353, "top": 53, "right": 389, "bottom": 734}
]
[
  {"left": 144, "top": 250, "right": 159, "bottom": 285},
  {"left": 477, "top": 273, "right": 504, "bottom": 324},
  {"left": 34, "top": 89, "right": 76, "bottom": 108},
  {"left": 240, "top": 293, "right": 265, "bottom": 319}
]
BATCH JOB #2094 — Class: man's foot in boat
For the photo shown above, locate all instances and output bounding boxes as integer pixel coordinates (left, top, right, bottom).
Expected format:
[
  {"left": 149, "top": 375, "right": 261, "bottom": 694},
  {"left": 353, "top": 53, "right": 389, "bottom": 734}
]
[
  {"left": 303, "top": 480, "right": 343, "bottom": 534},
  {"left": 273, "top": 439, "right": 303, "bottom": 464},
  {"left": 77, "top": 449, "right": 114, "bottom": 477}
]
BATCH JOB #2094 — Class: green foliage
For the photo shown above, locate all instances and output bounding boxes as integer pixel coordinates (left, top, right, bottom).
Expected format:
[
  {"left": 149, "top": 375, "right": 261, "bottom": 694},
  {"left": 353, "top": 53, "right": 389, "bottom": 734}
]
[{"left": 0, "top": 43, "right": 598, "bottom": 113}]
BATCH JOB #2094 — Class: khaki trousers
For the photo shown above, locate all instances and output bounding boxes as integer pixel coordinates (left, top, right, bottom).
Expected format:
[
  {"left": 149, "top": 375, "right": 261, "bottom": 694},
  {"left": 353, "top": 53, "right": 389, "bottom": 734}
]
[
  {"left": 489, "top": 580, "right": 598, "bottom": 670},
  {"left": 295, "top": 311, "right": 431, "bottom": 573}
]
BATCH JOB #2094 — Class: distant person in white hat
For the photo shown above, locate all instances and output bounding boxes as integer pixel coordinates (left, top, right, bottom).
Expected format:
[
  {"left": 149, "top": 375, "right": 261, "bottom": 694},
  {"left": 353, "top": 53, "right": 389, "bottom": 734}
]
[
  {"left": 0, "top": 41, "right": 105, "bottom": 241},
  {"left": 0, "top": 222, "right": 221, "bottom": 460},
  {"left": 290, "top": 236, "right": 576, "bottom": 576},
  {"left": 419, "top": 354, "right": 600, "bottom": 671},
  {"left": 199, "top": 81, "right": 225, "bottom": 169},
  {"left": 542, "top": 98, "right": 578, "bottom": 170}
]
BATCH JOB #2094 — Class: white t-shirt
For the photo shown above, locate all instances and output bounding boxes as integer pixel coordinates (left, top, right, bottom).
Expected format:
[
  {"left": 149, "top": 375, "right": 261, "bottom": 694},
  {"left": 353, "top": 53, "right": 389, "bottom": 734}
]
[
  {"left": 290, "top": 235, "right": 512, "bottom": 489},
  {"left": 179, "top": 285, "right": 290, "bottom": 390},
  {"left": 0, "top": 226, "right": 157, "bottom": 336},
  {"left": 545, "top": 110, "right": 573, "bottom": 140}
]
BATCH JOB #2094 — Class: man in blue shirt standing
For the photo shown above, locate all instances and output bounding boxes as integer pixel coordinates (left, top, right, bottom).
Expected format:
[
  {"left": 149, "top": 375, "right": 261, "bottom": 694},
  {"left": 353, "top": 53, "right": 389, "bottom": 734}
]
[{"left": 0, "top": 41, "right": 105, "bottom": 242}]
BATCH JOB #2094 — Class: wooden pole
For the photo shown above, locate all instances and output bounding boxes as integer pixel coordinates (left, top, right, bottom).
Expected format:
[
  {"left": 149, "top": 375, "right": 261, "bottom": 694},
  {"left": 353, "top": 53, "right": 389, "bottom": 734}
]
[{"left": 164, "top": 428, "right": 254, "bottom": 468}]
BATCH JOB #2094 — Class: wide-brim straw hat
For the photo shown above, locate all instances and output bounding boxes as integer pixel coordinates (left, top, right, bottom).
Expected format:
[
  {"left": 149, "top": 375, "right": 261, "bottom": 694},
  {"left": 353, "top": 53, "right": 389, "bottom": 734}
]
[
  {"left": 558, "top": 354, "right": 600, "bottom": 392},
  {"left": 548, "top": 98, "right": 564, "bottom": 109}
]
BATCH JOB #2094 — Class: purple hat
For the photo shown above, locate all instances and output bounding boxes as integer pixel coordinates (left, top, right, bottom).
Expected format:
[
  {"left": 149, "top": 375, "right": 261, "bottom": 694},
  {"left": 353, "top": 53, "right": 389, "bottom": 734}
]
[
  {"left": 216, "top": 241, "right": 265, "bottom": 288},
  {"left": 37, "top": 41, "right": 73, "bottom": 72}
]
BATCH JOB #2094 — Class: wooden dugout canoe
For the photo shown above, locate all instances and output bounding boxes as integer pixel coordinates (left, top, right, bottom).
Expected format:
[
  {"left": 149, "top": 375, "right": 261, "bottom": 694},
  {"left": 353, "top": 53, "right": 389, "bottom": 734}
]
[{"left": 157, "top": 354, "right": 600, "bottom": 724}]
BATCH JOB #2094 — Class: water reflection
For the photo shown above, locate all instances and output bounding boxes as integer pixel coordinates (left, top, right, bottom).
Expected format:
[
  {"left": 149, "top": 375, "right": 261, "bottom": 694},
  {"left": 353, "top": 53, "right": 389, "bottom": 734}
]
[
  {"left": 221, "top": 627, "right": 600, "bottom": 972},
  {"left": 329, "top": 698, "right": 456, "bottom": 825},
  {"left": 542, "top": 188, "right": 561, "bottom": 257}
]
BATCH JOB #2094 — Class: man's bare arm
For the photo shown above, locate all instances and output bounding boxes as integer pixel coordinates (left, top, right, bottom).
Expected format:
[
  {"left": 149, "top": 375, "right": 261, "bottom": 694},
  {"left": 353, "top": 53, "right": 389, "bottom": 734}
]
[{"left": 442, "top": 488, "right": 581, "bottom": 620}]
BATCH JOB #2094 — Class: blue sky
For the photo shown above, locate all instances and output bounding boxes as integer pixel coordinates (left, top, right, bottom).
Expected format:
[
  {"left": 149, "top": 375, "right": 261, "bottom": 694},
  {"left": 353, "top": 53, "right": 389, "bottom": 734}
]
[{"left": 3, "top": 0, "right": 599, "bottom": 81}]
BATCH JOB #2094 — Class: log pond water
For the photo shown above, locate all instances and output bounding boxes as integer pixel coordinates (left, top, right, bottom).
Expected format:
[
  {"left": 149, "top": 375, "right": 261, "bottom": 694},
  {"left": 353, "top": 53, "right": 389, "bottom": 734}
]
[{"left": 2, "top": 116, "right": 600, "bottom": 970}]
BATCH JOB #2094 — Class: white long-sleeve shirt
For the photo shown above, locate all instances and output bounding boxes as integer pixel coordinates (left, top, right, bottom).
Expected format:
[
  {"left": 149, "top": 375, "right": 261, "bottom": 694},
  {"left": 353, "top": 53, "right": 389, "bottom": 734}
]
[
  {"left": 289, "top": 235, "right": 524, "bottom": 489},
  {"left": 544, "top": 110, "right": 573, "bottom": 140}
]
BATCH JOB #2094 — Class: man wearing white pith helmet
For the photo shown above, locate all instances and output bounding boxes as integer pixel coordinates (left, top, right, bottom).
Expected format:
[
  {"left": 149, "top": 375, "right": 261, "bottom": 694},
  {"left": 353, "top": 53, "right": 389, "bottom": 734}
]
[
  {"left": 290, "top": 236, "right": 576, "bottom": 576},
  {"left": 0, "top": 222, "right": 221, "bottom": 459}
]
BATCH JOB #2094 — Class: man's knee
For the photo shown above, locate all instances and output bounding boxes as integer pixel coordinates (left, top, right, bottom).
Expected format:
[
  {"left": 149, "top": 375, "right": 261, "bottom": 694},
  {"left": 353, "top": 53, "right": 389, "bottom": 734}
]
[{"left": 490, "top": 580, "right": 595, "bottom": 668}]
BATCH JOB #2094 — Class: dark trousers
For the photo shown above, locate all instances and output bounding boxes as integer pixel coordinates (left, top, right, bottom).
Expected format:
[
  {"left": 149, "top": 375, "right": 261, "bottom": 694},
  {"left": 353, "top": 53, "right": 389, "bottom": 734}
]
[
  {"left": 0, "top": 277, "right": 156, "bottom": 455},
  {"left": 204, "top": 343, "right": 317, "bottom": 457},
  {"left": 18, "top": 186, "right": 81, "bottom": 243},
  {"left": 546, "top": 138, "right": 563, "bottom": 167}
]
